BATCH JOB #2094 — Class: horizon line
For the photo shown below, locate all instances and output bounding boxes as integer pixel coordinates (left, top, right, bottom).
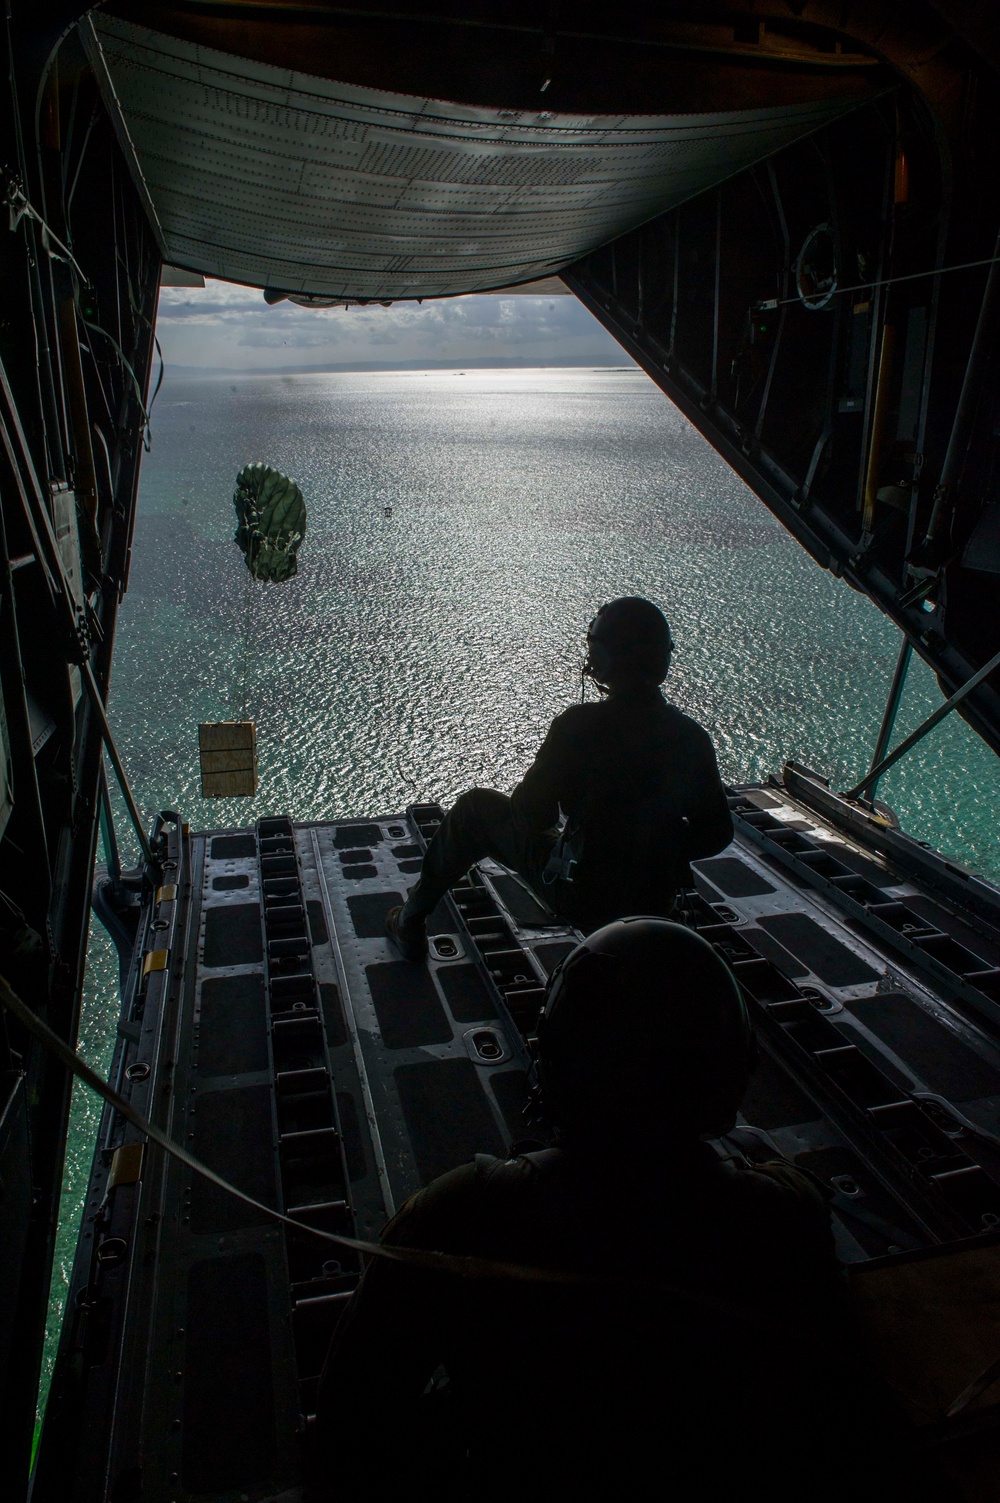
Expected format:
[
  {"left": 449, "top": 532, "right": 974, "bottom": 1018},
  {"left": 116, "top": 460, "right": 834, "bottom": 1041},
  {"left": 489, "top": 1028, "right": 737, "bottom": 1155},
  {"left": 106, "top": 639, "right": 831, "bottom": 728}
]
[{"left": 162, "top": 354, "right": 640, "bottom": 377}]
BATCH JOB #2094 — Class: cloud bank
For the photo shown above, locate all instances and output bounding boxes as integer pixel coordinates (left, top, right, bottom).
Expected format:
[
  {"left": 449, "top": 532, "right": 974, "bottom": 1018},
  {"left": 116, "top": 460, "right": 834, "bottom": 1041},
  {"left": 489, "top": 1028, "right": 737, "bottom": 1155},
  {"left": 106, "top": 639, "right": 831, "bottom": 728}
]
[{"left": 156, "top": 278, "right": 633, "bottom": 371}]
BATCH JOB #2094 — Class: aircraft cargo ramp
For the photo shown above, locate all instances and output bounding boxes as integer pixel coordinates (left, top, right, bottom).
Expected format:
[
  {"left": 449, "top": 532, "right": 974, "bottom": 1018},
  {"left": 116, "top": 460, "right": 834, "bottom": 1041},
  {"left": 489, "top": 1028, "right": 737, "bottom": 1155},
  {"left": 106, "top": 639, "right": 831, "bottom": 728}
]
[{"left": 36, "top": 784, "right": 1000, "bottom": 1501}]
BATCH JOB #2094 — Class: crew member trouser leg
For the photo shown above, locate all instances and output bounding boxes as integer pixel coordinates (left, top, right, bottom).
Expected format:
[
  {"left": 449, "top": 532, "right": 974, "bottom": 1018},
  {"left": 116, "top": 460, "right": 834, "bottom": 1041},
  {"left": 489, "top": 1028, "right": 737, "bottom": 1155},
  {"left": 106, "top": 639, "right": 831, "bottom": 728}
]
[{"left": 401, "top": 788, "right": 550, "bottom": 923}]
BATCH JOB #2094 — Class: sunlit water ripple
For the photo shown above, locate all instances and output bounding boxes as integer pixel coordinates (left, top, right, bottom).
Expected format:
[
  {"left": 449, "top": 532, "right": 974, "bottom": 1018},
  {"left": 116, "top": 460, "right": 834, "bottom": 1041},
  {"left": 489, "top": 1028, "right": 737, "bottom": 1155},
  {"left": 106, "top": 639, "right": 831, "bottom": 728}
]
[{"left": 40, "top": 366, "right": 1000, "bottom": 1410}]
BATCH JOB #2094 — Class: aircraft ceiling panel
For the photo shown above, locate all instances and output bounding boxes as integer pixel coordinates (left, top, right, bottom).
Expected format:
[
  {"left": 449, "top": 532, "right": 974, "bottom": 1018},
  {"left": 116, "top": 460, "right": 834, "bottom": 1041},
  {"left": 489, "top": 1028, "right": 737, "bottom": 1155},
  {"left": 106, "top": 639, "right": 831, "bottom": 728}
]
[{"left": 86, "top": 13, "right": 864, "bottom": 300}]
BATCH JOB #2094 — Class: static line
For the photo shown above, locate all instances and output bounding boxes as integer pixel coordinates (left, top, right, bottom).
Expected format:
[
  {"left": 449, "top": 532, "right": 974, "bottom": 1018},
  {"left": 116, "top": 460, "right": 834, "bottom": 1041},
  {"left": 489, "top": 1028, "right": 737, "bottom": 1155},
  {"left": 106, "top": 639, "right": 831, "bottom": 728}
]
[{"left": 757, "top": 253, "right": 1000, "bottom": 311}]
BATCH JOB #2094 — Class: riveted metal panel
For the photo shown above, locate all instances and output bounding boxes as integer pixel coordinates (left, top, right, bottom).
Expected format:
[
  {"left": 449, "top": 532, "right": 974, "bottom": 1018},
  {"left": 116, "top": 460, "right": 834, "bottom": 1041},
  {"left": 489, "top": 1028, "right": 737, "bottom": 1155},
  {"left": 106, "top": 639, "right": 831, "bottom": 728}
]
[{"left": 85, "top": 14, "right": 864, "bottom": 300}]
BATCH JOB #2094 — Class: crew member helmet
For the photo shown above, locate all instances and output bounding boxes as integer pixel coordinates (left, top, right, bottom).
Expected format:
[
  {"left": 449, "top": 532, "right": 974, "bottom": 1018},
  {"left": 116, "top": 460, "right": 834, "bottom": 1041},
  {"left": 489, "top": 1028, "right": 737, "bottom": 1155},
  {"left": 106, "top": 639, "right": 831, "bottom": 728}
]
[
  {"left": 585, "top": 596, "right": 673, "bottom": 685},
  {"left": 537, "top": 918, "right": 752, "bottom": 1143}
]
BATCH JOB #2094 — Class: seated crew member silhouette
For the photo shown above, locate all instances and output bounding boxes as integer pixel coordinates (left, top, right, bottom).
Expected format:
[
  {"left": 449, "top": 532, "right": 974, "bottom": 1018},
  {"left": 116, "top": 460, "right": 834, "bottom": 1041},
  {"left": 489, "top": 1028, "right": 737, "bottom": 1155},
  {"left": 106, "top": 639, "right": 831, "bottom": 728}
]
[
  {"left": 316, "top": 921, "right": 907, "bottom": 1502},
  {"left": 386, "top": 596, "right": 733, "bottom": 959}
]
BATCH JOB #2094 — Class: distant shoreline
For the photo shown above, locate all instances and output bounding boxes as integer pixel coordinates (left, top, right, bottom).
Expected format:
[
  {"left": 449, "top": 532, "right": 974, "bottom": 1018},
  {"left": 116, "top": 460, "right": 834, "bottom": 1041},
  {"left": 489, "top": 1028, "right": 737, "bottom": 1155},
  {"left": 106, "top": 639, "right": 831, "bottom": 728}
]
[{"left": 163, "top": 357, "right": 639, "bottom": 378}]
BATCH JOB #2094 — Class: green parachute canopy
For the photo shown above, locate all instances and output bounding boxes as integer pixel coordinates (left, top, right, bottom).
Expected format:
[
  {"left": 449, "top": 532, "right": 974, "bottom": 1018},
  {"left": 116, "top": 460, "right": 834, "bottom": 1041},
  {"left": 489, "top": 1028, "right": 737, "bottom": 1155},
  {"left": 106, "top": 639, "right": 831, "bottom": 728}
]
[{"left": 233, "top": 462, "right": 306, "bottom": 582}]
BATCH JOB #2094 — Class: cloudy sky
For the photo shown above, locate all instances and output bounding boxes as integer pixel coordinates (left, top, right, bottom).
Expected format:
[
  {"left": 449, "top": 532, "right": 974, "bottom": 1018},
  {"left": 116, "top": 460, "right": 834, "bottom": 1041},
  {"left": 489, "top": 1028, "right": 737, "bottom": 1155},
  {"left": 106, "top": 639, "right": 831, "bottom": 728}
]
[{"left": 156, "top": 278, "right": 633, "bottom": 371}]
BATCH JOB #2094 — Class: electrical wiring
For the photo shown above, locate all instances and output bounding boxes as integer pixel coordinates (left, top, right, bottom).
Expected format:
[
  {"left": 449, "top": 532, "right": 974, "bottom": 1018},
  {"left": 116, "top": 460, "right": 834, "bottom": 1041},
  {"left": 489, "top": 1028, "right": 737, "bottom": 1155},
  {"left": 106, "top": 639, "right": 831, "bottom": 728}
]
[
  {"left": 78, "top": 338, "right": 118, "bottom": 430},
  {"left": 6, "top": 183, "right": 91, "bottom": 287},
  {"left": 78, "top": 311, "right": 154, "bottom": 447},
  {"left": 117, "top": 251, "right": 165, "bottom": 441},
  {"left": 65, "top": 104, "right": 101, "bottom": 218},
  {"left": 148, "top": 333, "right": 164, "bottom": 433}
]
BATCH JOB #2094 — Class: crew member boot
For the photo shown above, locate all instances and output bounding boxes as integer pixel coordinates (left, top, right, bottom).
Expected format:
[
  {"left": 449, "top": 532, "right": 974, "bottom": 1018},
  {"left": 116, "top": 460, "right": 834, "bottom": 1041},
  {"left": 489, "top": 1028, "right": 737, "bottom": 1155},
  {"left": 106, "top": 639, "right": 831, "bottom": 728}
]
[{"left": 385, "top": 904, "right": 428, "bottom": 962}]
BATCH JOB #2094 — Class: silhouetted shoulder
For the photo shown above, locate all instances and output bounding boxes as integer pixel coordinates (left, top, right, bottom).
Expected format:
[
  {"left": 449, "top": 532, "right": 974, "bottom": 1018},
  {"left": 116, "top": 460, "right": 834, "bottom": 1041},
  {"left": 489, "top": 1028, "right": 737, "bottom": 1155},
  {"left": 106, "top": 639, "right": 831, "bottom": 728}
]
[
  {"left": 379, "top": 1152, "right": 569, "bottom": 1259},
  {"left": 660, "top": 700, "right": 718, "bottom": 749},
  {"left": 546, "top": 702, "right": 603, "bottom": 738},
  {"left": 379, "top": 1156, "right": 520, "bottom": 1253}
]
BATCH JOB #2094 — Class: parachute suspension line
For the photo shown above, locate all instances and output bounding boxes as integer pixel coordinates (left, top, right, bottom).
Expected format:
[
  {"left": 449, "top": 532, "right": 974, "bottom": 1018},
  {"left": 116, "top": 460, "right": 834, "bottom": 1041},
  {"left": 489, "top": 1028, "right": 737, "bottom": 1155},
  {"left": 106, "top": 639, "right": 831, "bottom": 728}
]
[
  {"left": 198, "top": 463, "right": 305, "bottom": 797},
  {"left": 240, "top": 564, "right": 253, "bottom": 721}
]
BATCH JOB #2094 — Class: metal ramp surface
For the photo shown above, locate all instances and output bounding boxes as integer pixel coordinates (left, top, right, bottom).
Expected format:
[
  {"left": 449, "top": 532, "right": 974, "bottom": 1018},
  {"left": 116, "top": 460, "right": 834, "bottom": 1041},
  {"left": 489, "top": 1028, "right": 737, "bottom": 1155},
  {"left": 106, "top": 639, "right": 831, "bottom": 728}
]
[{"left": 38, "top": 789, "right": 1000, "bottom": 1501}]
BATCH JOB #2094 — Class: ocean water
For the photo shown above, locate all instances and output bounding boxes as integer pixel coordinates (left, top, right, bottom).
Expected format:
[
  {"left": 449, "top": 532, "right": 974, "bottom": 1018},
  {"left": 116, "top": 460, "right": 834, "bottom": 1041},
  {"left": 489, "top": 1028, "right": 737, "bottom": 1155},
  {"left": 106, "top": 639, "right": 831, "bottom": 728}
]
[{"left": 40, "top": 366, "right": 1000, "bottom": 1411}]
